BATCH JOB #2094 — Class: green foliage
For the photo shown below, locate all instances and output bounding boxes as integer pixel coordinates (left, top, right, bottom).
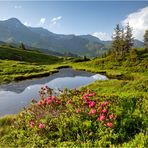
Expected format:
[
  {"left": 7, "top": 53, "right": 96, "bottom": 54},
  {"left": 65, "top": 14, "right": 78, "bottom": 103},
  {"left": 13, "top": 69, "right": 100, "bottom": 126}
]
[
  {"left": 144, "top": 29, "right": 148, "bottom": 52},
  {"left": 19, "top": 42, "right": 26, "bottom": 50},
  {"left": 0, "top": 44, "right": 148, "bottom": 147},
  {"left": 112, "top": 23, "right": 134, "bottom": 60}
]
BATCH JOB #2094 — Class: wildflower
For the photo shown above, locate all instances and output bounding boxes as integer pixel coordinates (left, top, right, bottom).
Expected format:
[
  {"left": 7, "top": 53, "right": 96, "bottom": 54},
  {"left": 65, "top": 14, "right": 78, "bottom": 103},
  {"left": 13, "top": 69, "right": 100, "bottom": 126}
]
[
  {"left": 89, "top": 101, "right": 95, "bottom": 108},
  {"left": 51, "top": 96, "right": 56, "bottom": 100},
  {"left": 30, "top": 121, "right": 35, "bottom": 128},
  {"left": 89, "top": 109, "right": 96, "bottom": 115},
  {"left": 103, "top": 100, "right": 109, "bottom": 106},
  {"left": 48, "top": 99, "right": 52, "bottom": 105},
  {"left": 102, "top": 109, "right": 108, "bottom": 113},
  {"left": 99, "top": 105, "right": 103, "bottom": 110},
  {"left": 56, "top": 100, "right": 61, "bottom": 104},
  {"left": 38, "top": 100, "right": 43, "bottom": 106},
  {"left": 76, "top": 108, "right": 81, "bottom": 113},
  {"left": 109, "top": 114, "right": 114, "bottom": 119},
  {"left": 88, "top": 92, "right": 96, "bottom": 97},
  {"left": 107, "top": 122, "right": 113, "bottom": 128},
  {"left": 39, "top": 123, "right": 45, "bottom": 129},
  {"left": 82, "top": 95, "right": 88, "bottom": 100},
  {"left": 43, "top": 99, "right": 47, "bottom": 105},
  {"left": 98, "top": 114, "right": 106, "bottom": 121}
]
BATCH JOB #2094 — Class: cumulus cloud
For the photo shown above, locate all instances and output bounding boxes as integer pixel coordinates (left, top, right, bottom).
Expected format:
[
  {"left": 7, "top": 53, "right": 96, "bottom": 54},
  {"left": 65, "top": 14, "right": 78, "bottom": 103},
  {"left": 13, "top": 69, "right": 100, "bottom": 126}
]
[
  {"left": 50, "top": 16, "right": 62, "bottom": 25},
  {"left": 23, "top": 22, "right": 31, "bottom": 26},
  {"left": 122, "top": 6, "right": 148, "bottom": 41},
  {"left": 14, "top": 5, "right": 22, "bottom": 9},
  {"left": 39, "top": 18, "right": 46, "bottom": 25},
  {"left": 92, "top": 32, "right": 111, "bottom": 41}
]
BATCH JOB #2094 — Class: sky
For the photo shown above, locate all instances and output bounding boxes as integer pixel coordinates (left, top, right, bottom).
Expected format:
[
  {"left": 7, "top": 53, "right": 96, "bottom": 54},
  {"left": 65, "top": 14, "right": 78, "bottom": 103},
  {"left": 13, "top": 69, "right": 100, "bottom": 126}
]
[{"left": 0, "top": 1, "right": 148, "bottom": 41}]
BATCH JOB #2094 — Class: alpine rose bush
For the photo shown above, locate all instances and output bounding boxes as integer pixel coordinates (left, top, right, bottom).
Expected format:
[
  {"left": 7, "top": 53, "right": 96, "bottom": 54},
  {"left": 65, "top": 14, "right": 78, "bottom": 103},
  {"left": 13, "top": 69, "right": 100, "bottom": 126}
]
[{"left": 15, "top": 86, "right": 116, "bottom": 141}]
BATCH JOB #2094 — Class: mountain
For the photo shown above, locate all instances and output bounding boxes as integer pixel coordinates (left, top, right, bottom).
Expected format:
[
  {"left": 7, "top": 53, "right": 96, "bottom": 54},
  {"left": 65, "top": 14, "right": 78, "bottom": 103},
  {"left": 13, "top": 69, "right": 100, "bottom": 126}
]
[
  {"left": 0, "top": 18, "right": 107, "bottom": 57},
  {"left": 0, "top": 18, "right": 144, "bottom": 57},
  {"left": 134, "top": 39, "right": 144, "bottom": 48}
]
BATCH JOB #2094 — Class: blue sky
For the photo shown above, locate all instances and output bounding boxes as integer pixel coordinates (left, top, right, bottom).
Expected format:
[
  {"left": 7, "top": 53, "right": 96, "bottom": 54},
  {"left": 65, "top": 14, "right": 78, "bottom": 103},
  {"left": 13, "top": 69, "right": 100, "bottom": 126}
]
[{"left": 0, "top": 1, "right": 148, "bottom": 40}]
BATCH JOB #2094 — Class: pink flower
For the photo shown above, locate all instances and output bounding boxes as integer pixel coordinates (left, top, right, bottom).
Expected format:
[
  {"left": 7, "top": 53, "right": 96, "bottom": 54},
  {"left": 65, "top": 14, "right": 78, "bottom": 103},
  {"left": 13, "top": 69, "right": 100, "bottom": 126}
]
[
  {"left": 56, "top": 100, "right": 61, "bottom": 104},
  {"left": 51, "top": 96, "right": 56, "bottom": 100},
  {"left": 109, "top": 114, "right": 114, "bottom": 119},
  {"left": 82, "top": 95, "right": 88, "bottom": 100},
  {"left": 76, "top": 108, "right": 81, "bottom": 113},
  {"left": 30, "top": 121, "right": 35, "bottom": 128},
  {"left": 48, "top": 99, "right": 52, "bottom": 105},
  {"left": 88, "top": 92, "right": 96, "bottom": 97},
  {"left": 99, "top": 105, "right": 103, "bottom": 110},
  {"left": 43, "top": 99, "right": 47, "bottom": 105},
  {"left": 103, "top": 100, "right": 109, "bottom": 106},
  {"left": 98, "top": 114, "right": 106, "bottom": 121},
  {"left": 89, "top": 109, "right": 96, "bottom": 115},
  {"left": 89, "top": 101, "right": 95, "bottom": 108},
  {"left": 107, "top": 122, "right": 113, "bottom": 128},
  {"left": 38, "top": 100, "right": 43, "bottom": 106},
  {"left": 102, "top": 109, "right": 108, "bottom": 113},
  {"left": 39, "top": 123, "right": 45, "bottom": 129}
]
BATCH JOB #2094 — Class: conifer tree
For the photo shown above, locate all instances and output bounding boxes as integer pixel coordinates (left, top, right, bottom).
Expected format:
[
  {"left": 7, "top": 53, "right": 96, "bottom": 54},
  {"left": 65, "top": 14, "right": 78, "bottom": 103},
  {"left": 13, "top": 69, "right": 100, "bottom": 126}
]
[
  {"left": 111, "top": 23, "right": 133, "bottom": 60},
  {"left": 112, "top": 24, "right": 122, "bottom": 59},
  {"left": 19, "top": 42, "right": 26, "bottom": 50},
  {"left": 144, "top": 29, "right": 148, "bottom": 52},
  {"left": 124, "top": 22, "right": 134, "bottom": 53}
]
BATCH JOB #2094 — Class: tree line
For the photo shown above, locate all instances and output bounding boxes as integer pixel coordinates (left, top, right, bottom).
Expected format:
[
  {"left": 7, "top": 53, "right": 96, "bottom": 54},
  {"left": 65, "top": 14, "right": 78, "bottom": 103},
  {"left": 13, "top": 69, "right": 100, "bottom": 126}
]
[{"left": 111, "top": 23, "right": 148, "bottom": 60}]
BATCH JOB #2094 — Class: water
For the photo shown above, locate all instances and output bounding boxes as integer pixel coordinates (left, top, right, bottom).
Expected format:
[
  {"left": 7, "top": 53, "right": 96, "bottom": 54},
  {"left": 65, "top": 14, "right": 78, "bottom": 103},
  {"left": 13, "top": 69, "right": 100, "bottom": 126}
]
[{"left": 0, "top": 68, "right": 108, "bottom": 117}]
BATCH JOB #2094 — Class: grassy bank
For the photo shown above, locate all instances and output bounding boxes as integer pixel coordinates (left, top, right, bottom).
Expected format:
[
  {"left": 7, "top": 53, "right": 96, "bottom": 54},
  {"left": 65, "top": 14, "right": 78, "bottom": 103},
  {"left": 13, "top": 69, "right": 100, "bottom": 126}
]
[
  {"left": 0, "top": 45, "right": 66, "bottom": 84},
  {"left": 0, "top": 48, "right": 148, "bottom": 147}
]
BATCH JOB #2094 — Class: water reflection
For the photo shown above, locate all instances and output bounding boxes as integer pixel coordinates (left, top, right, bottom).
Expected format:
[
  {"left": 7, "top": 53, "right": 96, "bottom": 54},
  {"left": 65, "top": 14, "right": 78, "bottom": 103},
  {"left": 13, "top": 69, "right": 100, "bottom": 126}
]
[{"left": 0, "top": 68, "right": 108, "bottom": 116}]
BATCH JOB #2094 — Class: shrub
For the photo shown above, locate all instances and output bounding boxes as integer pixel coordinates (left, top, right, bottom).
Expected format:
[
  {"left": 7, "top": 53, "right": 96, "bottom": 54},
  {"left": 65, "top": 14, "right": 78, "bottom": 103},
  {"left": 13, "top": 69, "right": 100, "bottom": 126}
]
[{"left": 13, "top": 86, "right": 115, "bottom": 144}]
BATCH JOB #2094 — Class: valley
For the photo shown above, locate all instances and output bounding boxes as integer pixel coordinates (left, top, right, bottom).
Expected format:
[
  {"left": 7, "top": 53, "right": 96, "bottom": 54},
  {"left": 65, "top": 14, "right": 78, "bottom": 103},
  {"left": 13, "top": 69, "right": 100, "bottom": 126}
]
[{"left": 0, "top": 2, "right": 148, "bottom": 146}]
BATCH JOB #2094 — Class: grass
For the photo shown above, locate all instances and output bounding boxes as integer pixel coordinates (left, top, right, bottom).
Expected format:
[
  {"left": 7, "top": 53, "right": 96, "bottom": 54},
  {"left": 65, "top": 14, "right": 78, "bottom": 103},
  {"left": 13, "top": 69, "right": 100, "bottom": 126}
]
[
  {"left": 0, "top": 47, "right": 148, "bottom": 147},
  {"left": 0, "top": 45, "right": 63, "bottom": 64},
  {"left": 0, "top": 45, "right": 67, "bottom": 84}
]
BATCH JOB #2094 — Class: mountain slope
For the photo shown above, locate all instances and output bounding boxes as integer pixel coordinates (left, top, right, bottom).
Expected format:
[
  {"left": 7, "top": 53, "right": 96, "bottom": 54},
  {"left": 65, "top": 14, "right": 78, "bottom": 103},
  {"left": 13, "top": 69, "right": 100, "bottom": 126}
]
[
  {"left": 0, "top": 18, "right": 144, "bottom": 57},
  {"left": 0, "top": 18, "right": 106, "bottom": 57}
]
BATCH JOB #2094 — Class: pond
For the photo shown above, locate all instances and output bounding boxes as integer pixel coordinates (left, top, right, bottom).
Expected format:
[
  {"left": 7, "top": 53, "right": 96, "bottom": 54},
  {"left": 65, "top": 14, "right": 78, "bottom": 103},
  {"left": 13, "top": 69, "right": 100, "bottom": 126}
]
[{"left": 0, "top": 68, "right": 108, "bottom": 117}]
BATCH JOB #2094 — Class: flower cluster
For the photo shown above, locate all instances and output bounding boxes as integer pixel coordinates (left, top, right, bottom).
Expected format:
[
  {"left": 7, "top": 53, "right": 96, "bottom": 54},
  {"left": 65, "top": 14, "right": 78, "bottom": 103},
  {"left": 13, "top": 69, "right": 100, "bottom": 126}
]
[
  {"left": 78, "top": 92, "right": 114, "bottom": 128},
  {"left": 27, "top": 86, "right": 115, "bottom": 130}
]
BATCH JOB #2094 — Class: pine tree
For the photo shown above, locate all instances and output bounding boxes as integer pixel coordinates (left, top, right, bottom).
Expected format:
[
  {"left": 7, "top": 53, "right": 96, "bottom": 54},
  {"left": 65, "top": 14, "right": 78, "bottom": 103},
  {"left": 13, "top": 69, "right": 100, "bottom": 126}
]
[
  {"left": 124, "top": 22, "right": 134, "bottom": 53},
  {"left": 19, "top": 42, "right": 26, "bottom": 50},
  {"left": 111, "top": 23, "right": 133, "bottom": 60},
  {"left": 112, "top": 24, "right": 122, "bottom": 59},
  {"left": 144, "top": 29, "right": 148, "bottom": 52}
]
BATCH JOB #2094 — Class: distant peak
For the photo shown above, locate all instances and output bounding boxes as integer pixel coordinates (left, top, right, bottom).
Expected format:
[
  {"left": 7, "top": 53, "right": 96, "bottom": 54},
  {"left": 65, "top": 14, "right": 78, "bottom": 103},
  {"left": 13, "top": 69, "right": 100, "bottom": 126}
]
[{"left": 3, "top": 18, "right": 22, "bottom": 24}]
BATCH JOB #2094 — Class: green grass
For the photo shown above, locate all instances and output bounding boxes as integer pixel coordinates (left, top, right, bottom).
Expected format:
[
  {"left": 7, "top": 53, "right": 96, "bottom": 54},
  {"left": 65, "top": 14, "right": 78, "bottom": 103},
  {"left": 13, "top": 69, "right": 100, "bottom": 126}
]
[
  {"left": 0, "top": 47, "right": 148, "bottom": 147},
  {"left": 0, "top": 45, "right": 63, "bottom": 64},
  {"left": 0, "top": 45, "right": 66, "bottom": 84}
]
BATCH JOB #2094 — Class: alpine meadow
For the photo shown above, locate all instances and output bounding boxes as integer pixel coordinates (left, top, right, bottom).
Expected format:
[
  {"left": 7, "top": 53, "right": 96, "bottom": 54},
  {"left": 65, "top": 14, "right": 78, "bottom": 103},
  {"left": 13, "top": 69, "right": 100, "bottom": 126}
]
[{"left": 0, "top": 1, "right": 148, "bottom": 147}]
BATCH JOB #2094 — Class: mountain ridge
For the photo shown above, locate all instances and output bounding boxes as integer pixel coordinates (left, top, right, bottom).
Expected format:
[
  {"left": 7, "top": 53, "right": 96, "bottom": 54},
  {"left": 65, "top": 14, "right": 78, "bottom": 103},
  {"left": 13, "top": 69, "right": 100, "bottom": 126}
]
[{"left": 0, "top": 18, "right": 144, "bottom": 57}]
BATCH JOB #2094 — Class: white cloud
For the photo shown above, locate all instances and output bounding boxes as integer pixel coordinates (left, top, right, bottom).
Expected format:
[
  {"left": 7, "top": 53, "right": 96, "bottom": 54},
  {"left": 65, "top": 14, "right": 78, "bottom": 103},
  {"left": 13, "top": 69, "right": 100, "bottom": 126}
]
[
  {"left": 122, "top": 6, "right": 148, "bottom": 41},
  {"left": 50, "top": 16, "right": 62, "bottom": 25},
  {"left": 1, "top": 18, "right": 6, "bottom": 21},
  {"left": 92, "top": 32, "right": 111, "bottom": 41},
  {"left": 39, "top": 18, "right": 46, "bottom": 25},
  {"left": 14, "top": 5, "right": 22, "bottom": 9},
  {"left": 23, "top": 22, "right": 31, "bottom": 26}
]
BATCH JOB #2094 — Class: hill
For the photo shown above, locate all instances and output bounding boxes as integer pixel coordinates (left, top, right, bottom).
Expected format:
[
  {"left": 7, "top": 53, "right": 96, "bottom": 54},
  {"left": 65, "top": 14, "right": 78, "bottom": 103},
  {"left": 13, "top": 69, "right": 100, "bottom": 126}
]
[{"left": 0, "top": 44, "right": 63, "bottom": 64}]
